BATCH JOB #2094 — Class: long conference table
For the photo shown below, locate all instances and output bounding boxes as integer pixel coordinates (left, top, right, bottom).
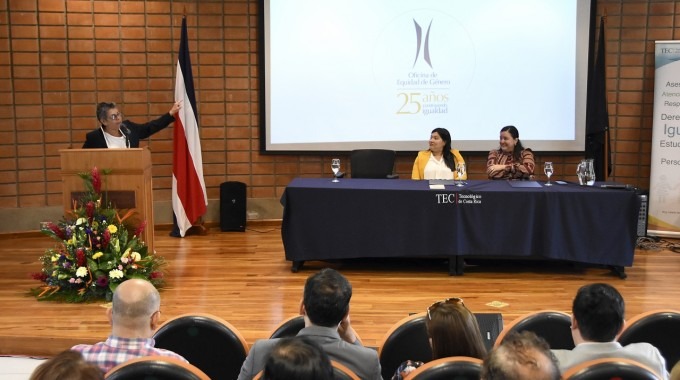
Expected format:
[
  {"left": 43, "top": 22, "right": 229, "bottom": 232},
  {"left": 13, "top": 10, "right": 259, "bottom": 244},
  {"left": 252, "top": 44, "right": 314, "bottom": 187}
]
[{"left": 281, "top": 178, "right": 640, "bottom": 276}]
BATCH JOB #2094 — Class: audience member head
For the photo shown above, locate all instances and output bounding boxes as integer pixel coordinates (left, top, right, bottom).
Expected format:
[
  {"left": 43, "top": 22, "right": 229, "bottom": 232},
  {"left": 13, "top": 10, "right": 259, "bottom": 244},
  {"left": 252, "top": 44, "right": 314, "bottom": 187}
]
[
  {"left": 262, "top": 337, "right": 334, "bottom": 380},
  {"left": 499, "top": 125, "right": 525, "bottom": 160},
  {"left": 30, "top": 350, "right": 103, "bottom": 380},
  {"left": 109, "top": 278, "right": 161, "bottom": 338},
  {"left": 481, "top": 330, "right": 560, "bottom": 380},
  {"left": 426, "top": 297, "right": 487, "bottom": 359},
  {"left": 571, "top": 283, "right": 624, "bottom": 343},
  {"left": 302, "top": 268, "right": 352, "bottom": 328}
]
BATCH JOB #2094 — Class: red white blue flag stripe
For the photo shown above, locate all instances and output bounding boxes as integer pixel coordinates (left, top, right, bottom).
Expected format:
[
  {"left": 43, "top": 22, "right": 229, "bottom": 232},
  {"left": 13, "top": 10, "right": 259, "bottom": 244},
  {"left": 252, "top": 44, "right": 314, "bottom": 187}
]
[{"left": 172, "top": 16, "right": 207, "bottom": 237}]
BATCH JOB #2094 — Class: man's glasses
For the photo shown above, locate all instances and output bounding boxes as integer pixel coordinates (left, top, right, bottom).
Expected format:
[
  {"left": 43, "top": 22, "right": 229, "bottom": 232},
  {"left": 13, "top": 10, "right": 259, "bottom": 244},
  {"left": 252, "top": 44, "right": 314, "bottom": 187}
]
[
  {"left": 107, "top": 112, "right": 122, "bottom": 121},
  {"left": 427, "top": 297, "right": 464, "bottom": 320}
]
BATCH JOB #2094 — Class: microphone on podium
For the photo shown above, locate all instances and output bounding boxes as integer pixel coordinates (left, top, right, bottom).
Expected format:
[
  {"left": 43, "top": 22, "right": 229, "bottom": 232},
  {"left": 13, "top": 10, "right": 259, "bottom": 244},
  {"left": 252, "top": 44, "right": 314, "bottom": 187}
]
[{"left": 120, "top": 122, "right": 131, "bottom": 148}]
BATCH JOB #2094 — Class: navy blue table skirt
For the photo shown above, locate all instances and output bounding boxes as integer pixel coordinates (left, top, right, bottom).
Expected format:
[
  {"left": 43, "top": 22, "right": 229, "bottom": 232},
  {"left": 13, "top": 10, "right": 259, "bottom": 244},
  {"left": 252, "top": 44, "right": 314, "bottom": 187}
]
[{"left": 281, "top": 178, "right": 638, "bottom": 273}]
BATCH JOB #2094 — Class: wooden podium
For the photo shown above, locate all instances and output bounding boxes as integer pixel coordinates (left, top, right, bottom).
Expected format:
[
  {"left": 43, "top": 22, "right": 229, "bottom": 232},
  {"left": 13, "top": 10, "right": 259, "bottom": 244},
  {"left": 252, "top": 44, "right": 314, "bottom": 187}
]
[{"left": 60, "top": 148, "right": 155, "bottom": 253}]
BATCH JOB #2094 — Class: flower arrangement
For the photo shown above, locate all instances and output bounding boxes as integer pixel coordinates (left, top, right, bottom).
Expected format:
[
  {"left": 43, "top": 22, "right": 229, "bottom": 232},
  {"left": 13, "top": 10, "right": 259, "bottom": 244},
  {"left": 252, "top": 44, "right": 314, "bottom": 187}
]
[{"left": 31, "top": 167, "right": 165, "bottom": 302}]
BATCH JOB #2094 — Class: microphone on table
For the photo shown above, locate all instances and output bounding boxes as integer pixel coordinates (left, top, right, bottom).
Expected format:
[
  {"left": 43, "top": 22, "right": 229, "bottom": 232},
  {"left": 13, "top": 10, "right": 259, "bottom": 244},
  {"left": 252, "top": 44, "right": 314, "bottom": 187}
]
[{"left": 120, "top": 122, "right": 131, "bottom": 148}]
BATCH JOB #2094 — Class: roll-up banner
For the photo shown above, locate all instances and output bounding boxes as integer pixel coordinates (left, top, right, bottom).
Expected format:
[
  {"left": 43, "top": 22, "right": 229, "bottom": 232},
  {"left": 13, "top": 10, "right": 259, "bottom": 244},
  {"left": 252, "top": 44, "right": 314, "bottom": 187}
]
[{"left": 649, "top": 41, "right": 680, "bottom": 237}]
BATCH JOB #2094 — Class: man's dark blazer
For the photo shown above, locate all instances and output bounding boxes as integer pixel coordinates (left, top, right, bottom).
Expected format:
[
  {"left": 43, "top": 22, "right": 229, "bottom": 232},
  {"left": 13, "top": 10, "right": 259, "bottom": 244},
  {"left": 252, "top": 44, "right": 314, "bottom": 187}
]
[
  {"left": 82, "top": 113, "right": 175, "bottom": 148},
  {"left": 236, "top": 325, "right": 382, "bottom": 380}
]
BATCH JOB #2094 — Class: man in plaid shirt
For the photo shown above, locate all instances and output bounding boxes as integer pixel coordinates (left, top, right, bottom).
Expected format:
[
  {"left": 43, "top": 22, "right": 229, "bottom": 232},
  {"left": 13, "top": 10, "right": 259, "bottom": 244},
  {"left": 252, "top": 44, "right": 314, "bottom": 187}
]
[{"left": 72, "top": 279, "right": 187, "bottom": 373}]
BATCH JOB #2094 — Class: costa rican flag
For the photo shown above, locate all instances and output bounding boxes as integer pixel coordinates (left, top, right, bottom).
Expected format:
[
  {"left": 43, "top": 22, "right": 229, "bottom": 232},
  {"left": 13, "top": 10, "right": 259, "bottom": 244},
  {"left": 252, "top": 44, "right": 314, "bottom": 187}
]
[{"left": 172, "top": 16, "right": 207, "bottom": 237}]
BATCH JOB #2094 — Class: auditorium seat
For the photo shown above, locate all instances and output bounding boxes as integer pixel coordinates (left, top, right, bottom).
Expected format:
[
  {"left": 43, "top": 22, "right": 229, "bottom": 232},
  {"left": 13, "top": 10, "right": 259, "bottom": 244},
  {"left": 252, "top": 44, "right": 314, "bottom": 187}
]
[
  {"left": 617, "top": 309, "right": 680, "bottom": 372},
  {"left": 494, "top": 310, "right": 574, "bottom": 350},
  {"left": 152, "top": 313, "right": 249, "bottom": 380},
  {"left": 268, "top": 314, "right": 363, "bottom": 344},
  {"left": 268, "top": 315, "right": 305, "bottom": 339},
  {"left": 104, "top": 356, "right": 209, "bottom": 380},
  {"left": 561, "top": 357, "right": 661, "bottom": 380},
  {"left": 403, "top": 356, "right": 482, "bottom": 380},
  {"left": 253, "top": 360, "right": 360, "bottom": 380},
  {"left": 378, "top": 312, "right": 432, "bottom": 380}
]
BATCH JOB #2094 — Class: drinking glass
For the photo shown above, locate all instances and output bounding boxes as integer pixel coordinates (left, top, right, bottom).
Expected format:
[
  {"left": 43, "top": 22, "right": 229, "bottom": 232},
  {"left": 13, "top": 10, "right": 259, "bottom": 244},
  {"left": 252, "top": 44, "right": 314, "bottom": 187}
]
[
  {"left": 544, "top": 161, "right": 554, "bottom": 186},
  {"left": 331, "top": 158, "right": 341, "bottom": 183},
  {"left": 455, "top": 162, "right": 466, "bottom": 187}
]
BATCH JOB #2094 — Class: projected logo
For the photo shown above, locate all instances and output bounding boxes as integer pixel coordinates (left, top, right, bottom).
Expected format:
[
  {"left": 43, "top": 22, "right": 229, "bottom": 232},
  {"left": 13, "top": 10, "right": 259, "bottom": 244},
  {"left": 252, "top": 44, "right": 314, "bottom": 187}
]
[
  {"left": 413, "top": 19, "right": 433, "bottom": 69},
  {"left": 372, "top": 10, "right": 476, "bottom": 121}
]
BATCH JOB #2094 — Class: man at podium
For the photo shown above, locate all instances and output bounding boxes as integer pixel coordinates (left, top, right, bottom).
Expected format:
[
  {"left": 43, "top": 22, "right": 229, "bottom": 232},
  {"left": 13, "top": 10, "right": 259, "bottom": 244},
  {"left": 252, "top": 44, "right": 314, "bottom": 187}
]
[{"left": 82, "top": 101, "right": 182, "bottom": 149}]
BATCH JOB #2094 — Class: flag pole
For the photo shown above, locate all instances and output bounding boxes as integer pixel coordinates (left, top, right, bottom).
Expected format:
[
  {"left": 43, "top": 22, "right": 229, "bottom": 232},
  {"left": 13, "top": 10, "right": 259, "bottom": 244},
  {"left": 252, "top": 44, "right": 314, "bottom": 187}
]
[{"left": 602, "top": 13, "right": 611, "bottom": 179}]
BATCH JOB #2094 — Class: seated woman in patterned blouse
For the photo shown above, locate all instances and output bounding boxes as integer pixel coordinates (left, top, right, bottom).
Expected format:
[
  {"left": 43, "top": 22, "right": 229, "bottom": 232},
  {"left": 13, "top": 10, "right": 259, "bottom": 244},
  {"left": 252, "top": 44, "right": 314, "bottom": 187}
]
[{"left": 486, "top": 125, "right": 535, "bottom": 180}]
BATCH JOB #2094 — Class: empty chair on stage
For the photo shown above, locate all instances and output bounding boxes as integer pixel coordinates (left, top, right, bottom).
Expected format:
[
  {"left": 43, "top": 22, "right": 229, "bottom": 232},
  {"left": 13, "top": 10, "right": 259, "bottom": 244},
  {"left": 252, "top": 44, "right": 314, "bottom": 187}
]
[{"left": 350, "top": 149, "right": 398, "bottom": 179}]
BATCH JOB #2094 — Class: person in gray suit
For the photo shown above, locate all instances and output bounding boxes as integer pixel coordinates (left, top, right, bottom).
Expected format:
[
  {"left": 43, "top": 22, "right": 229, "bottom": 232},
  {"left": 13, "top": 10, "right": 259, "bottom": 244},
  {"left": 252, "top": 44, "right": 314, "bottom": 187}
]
[
  {"left": 237, "top": 268, "right": 382, "bottom": 380},
  {"left": 551, "top": 283, "right": 669, "bottom": 379}
]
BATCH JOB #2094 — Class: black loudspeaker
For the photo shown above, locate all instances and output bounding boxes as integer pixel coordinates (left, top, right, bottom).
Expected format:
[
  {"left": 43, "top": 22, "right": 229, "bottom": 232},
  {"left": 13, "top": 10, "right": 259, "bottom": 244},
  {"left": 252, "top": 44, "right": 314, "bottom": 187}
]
[
  {"left": 475, "top": 313, "right": 504, "bottom": 351},
  {"left": 220, "top": 181, "right": 246, "bottom": 232},
  {"left": 636, "top": 190, "right": 648, "bottom": 237}
]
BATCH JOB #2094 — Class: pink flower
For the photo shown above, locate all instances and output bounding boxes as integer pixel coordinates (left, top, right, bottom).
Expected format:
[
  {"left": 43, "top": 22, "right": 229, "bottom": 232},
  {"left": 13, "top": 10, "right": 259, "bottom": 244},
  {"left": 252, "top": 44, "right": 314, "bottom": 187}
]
[
  {"left": 91, "top": 167, "right": 101, "bottom": 194},
  {"left": 150, "top": 272, "right": 163, "bottom": 279}
]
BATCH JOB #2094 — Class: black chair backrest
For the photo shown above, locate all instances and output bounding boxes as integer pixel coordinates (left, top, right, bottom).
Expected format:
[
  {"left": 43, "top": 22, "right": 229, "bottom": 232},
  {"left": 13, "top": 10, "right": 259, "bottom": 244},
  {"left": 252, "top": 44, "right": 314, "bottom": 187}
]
[
  {"left": 379, "top": 313, "right": 432, "bottom": 380},
  {"left": 153, "top": 314, "right": 248, "bottom": 380},
  {"left": 563, "top": 358, "right": 661, "bottom": 380},
  {"left": 496, "top": 310, "right": 574, "bottom": 350},
  {"left": 350, "top": 149, "right": 396, "bottom": 178},
  {"left": 408, "top": 357, "right": 483, "bottom": 380},
  {"left": 105, "top": 357, "right": 208, "bottom": 380},
  {"left": 269, "top": 315, "right": 305, "bottom": 339},
  {"left": 617, "top": 310, "right": 680, "bottom": 372}
]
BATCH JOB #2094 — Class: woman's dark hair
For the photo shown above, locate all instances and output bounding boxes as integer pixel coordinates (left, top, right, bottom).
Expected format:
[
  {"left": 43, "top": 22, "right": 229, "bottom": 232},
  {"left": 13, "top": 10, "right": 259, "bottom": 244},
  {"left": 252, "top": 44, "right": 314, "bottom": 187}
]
[
  {"left": 426, "top": 303, "right": 487, "bottom": 360},
  {"left": 431, "top": 128, "right": 455, "bottom": 171},
  {"left": 263, "top": 337, "right": 334, "bottom": 380},
  {"left": 30, "top": 350, "right": 103, "bottom": 380},
  {"left": 500, "top": 125, "right": 525, "bottom": 161}
]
